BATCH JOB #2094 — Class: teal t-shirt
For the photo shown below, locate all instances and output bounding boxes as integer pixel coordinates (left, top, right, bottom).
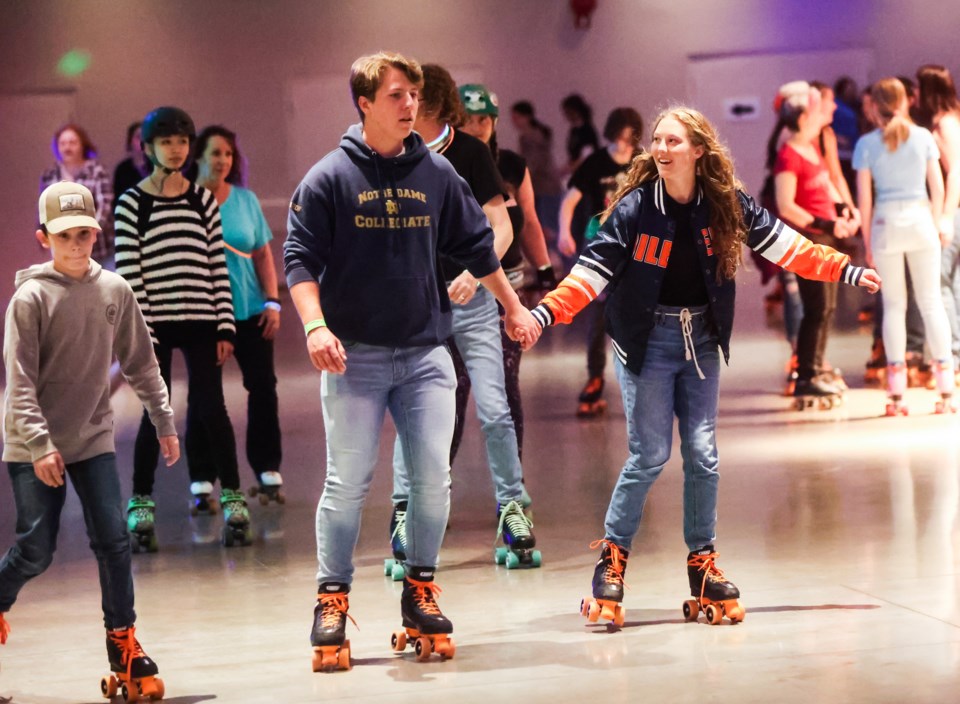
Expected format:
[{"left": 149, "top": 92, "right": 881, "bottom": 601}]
[
  {"left": 852, "top": 125, "right": 939, "bottom": 204},
  {"left": 219, "top": 186, "right": 273, "bottom": 321}
]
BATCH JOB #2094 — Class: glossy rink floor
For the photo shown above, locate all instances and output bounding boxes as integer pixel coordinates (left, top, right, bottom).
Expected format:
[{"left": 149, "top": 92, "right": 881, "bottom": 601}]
[{"left": 2, "top": 295, "right": 960, "bottom": 704}]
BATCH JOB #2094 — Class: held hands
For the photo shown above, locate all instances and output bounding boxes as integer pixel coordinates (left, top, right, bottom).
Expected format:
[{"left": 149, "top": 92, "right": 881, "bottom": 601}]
[
  {"left": 216, "top": 340, "right": 234, "bottom": 366},
  {"left": 33, "top": 451, "right": 65, "bottom": 487},
  {"left": 447, "top": 271, "right": 478, "bottom": 306},
  {"left": 258, "top": 308, "right": 281, "bottom": 340},
  {"left": 558, "top": 230, "right": 577, "bottom": 257},
  {"left": 858, "top": 269, "right": 882, "bottom": 295},
  {"left": 307, "top": 327, "right": 347, "bottom": 374},
  {"left": 504, "top": 305, "right": 542, "bottom": 351},
  {"left": 159, "top": 435, "right": 180, "bottom": 466}
]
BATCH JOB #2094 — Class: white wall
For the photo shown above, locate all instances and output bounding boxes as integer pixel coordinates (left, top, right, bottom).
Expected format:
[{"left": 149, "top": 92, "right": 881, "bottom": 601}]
[{"left": 1, "top": 0, "right": 959, "bottom": 299}]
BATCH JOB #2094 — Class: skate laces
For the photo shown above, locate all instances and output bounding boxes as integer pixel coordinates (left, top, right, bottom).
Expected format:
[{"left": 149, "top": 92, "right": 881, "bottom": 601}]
[
  {"left": 108, "top": 627, "right": 146, "bottom": 677},
  {"left": 496, "top": 500, "right": 532, "bottom": 542},
  {"left": 391, "top": 506, "right": 407, "bottom": 551},
  {"left": 407, "top": 579, "right": 443, "bottom": 615},
  {"left": 688, "top": 551, "right": 728, "bottom": 599},
  {"left": 590, "top": 539, "right": 628, "bottom": 588},
  {"left": 318, "top": 593, "right": 358, "bottom": 630}
]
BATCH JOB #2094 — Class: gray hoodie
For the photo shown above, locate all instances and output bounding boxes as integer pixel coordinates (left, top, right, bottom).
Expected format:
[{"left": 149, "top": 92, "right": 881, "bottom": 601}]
[{"left": 3, "top": 261, "right": 175, "bottom": 463}]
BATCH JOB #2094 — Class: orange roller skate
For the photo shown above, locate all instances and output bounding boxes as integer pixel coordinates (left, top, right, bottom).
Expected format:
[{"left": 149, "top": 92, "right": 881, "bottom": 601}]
[
  {"left": 682, "top": 546, "right": 744, "bottom": 625},
  {"left": 576, "top": 376, "right": 607, "bottom": 418},
  {"left": 580, "top": 539, "right": 628, "bottom": 628},
  {"left": 391, "top": 567, "right": 455, "bottom": 661},
  {"left": 100, "top": 625, "right": 164, "bottom": 701},
  {"left": 310, "top": 583, "right": 355, "bottom": 672}
]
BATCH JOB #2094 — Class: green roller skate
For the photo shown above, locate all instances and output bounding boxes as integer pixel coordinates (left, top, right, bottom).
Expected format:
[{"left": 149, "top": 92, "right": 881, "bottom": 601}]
[
  {"left": 126, "top": 495, "right": 158, "bottom": 554},
  {"left": 383, "top": 501, "right": 407, "bottom": 581},
  {"left": 220, "top": 489, "right": 252, "bottom": 547},
  {"left": 494, "top": 500, "right": 541, "bottom": 569}
]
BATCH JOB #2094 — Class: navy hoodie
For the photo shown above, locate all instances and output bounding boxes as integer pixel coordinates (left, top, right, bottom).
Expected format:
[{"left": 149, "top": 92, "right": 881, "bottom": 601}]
[{"left": 285, "top": 124, "right": 501, "bottom": 347}]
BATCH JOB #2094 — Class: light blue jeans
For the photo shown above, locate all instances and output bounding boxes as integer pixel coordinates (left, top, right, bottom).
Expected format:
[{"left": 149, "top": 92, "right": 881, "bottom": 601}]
[
  {"left": 392, "top": 287, "right": 523, "bottom": 504},
  {"left": 604, "top": 305, "right": 721, "bottom": 552},
  {"left": 317, "top": 343, "right": 455, "bottom": 584},
  {"left": 940, "top": 211, "right": 960, "bottom": 367}
]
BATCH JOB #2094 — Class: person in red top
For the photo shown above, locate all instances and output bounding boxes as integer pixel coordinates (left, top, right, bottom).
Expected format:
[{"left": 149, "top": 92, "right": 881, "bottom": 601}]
[{"left": 774, "top": 81, "right": 860, "bottom": 401}]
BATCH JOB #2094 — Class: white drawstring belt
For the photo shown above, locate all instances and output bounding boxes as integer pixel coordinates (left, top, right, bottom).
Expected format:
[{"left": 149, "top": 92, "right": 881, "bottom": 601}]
[{"left": 678, "top": 308, "right": 706, "bottom": 380}]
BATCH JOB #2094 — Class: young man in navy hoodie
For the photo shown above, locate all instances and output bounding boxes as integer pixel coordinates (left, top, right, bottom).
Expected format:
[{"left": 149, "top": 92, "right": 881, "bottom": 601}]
[{"left": 285, "top": 51, "right": 541, "bottom": 668}]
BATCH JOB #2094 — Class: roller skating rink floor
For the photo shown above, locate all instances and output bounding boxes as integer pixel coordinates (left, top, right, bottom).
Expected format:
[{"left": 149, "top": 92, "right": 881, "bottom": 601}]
[{"left": 1, "top": 277, "right": 959, "bottom": 703}]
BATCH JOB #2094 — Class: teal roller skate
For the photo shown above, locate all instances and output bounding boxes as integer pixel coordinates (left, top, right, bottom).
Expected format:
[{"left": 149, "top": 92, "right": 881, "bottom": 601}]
[
  {"left": 494, "top": 500, "right": 541, "bottom": 569},
  {"left": 383, "top": 501, "right": 407, "bottom": 581},
  {"left": 220, "top": 489, "right": 252, "bottom": 547},
  {"left": 126, "top": 495, "right": 158, "bottom": 554}
]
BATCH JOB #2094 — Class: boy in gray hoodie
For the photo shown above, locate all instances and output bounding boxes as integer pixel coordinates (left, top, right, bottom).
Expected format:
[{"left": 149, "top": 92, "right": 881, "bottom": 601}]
[{"left": 0, "top": 182, "right": 177, "bottom": 699}]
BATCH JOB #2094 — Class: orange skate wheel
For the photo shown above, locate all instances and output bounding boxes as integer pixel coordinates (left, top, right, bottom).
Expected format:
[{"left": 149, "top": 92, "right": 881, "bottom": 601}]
[
  {"left": 311, "top": 649, "right": 323, "bottom": 672},
  {"left": 391, "top": 630, "right": 407, "bottom": 652},
  {"left": 122, "top": 679, "right": 140, "bottom": 703},
  {"left": 338, "top": 640, "right": 352, "bottom": 670},
  {"left": 149, "top": 677, "right": 165, "bottom": 700},
  {"left": 682, "top": 599, "right": 699, "bottom": 622},
  {"left": 101, "top": 674, "right": 118, "bottom": 698},
  {"left": 613, "top": 605, "right": 625, "bottom": 627},
  {"left": 728, "top": 605, "right": 745, "bottom": 623},
  {"left": 443, "top": 637, "right": 456, "bottom": 659},
  {"left": 414, "top": 636, "right": 432, "bottom": 661},
  {"left": 704, "top": 604, "right": 722, "bottom": 625},
  {"left": 586, "top": 600, "right": 601, "bottom": 622}
]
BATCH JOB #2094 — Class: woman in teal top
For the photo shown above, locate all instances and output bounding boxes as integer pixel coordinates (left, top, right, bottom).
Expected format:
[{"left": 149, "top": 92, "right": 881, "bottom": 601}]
[{"left": 193, "top": 125, "right": 285, "bottom": 502}]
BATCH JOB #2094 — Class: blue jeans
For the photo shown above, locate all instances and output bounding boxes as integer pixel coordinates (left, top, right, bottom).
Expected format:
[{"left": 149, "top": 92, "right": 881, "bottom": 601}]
[
  {"left": 0, "top": 453, "right": 135, "bottom": 629},
  {"left": 940, "top": 212, "right": 960, "bottom": 367},
  {"left": 317, "top": 343, "right": 455, "bottom": 584},
  {"left": 604, "top": 305, "right": 721, "bottom": 551},
  {"left": 392, "top": 287, "right": 523, "bottom": 504}
]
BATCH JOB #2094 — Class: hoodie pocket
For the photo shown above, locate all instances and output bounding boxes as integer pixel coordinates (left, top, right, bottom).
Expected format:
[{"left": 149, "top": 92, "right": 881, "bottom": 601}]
[{"left": 340, "top": 277, "right": 433, "bottom": 343}]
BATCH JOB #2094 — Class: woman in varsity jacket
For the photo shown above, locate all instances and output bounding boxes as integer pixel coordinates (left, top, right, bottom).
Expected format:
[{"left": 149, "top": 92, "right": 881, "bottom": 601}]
[
  {"left": 114, "top": 107, "right": 250, "bottom": 548},
  {"left": 529, "top": 106, "right": 881, "bottom": 626}
]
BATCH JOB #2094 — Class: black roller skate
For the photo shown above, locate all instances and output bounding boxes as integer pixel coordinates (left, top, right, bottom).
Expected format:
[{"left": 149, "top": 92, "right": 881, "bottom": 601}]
[
  {"left": 576, "top": 376, "right": 607, "bottom": 418},
  {"left": 682, "top": 546, "right": 745, "bottom": 625},
  {"left": 126, "top": 495, "right": 158, "bottom": 554},
  {"left": 248, "top": 470, "right": 285, "bottom": 506},
  {"left": 494, "top": 500, "right": 541, "bottom": 569},
  {"left": 391, "top": 566, "right": 455, "bottom": 661},
  {"left": 792, "top": 376, "right": 843, "bottom": 410},
  {"left": 189, "top": 481, "right": 218, "bottom": 516},
  {"left": 310, "top": 582, "right": 355, "bottom": 672},
  {"left": 220, "top": 489, "right": 252, "bottom": 547},
  {"left": 101, "top": 625, "right": 164, "bottom": 701},
  {"left": 383, "top": 501, "right": 407, "bottom": 581},
  {"left": 580, "top": 539, "right": 628, "bottom": 627}
]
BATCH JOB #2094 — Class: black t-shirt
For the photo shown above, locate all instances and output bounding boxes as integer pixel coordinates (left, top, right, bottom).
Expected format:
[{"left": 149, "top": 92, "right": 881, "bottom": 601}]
[
  {"left": 568, "top": 148, "right": 631, "bottom": 245},
  {"left": 657, "top": 190, "right": 710, "bottom": 306},
  {"left": 113, "top": 158, "right": 145, "bottom": 201},
  {"left": 497, "top": 148, "right": 526, "bottom": 271},
  {"left": 567, "top": 123, "right": 599, "bottom": 164},
  {"left": 439, "top": 129, "right": 505, "bottom": 281}
]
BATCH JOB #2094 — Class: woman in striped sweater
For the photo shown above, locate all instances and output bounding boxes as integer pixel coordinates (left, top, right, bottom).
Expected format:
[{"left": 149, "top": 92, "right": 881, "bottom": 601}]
[{"left": 114, "top": 107, "right": 251, "bottom": 549}]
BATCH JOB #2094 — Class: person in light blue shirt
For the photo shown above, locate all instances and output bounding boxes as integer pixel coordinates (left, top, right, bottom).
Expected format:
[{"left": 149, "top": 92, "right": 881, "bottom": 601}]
[
  {"left": 193, "top": 125, "right": 285, "bottom": 502},
  {"left": 854, "top": 78, "right": 955, "bottom": 414}
]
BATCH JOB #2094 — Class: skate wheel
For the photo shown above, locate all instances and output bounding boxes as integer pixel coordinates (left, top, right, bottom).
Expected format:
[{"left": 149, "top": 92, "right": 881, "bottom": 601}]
[
  {"left": 414, "top": 636, "right": 432, "bottom": 661},
  {"left": 101, "top": 674, "right": 118, "bottom": 698},
  {"left": 704, "top": 604, "right": 722, "bottom": 625},
  {"left": 440, "top": 637, "right": 456, "bottom": 660},
  {"left": 258, "top": 492, "right": 269, "bottom": 506},
  {"left": 682, "top": 599, "right": 699, "bottom": 622},
  {"left": 613, "top": 604, "right": 625, "bottom": 627},
  {"left": 494, "top": 547, "right": 507, "bottom": 565},
  {"left": 391, "top": 562, "right": 405, "bottom": 581},
  {"left": 793, "top": 398, "right": 804, "bottom": 410},
  {"left": 122, "top": 679, "right": 139, "bottom": 703},
  {"left": 247, "top": 486, "right": 258, "bottom": 498},
  {"left": 339, "top": 640, "right": 352, "bottom": 670},
  {"left": 728, "top": 605, "right": 745, "bottom": 623},
  {"left": 391, "top": 630, "right": 407, "bottom": 652},
  {"left": 505, "top": 551, "right": 520, "bottom": 570},
  {"left": 384, "top": 558, "right": 394, "bottom": 576},
  {"left": 586, "top": 600, "right": 601, "bottom": 623},
  {"left": 276, "top": 492, "right": 287, "bottom": 504},
  {"left": 531, "top": 550, "right": 542, "bottom": 568},
  {"left": 144, "top": 676, "right": 165, "bottom": 700}
]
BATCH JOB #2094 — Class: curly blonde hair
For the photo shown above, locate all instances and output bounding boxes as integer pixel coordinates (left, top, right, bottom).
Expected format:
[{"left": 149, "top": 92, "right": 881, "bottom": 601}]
[{"left": 603, "top": 106, "right": 746, "bottom": 281}]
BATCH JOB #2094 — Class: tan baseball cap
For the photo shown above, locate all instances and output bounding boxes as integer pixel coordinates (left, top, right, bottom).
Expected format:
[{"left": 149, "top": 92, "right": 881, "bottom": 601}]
[{"left": 38, "top": 181, "right": 102, "bottom": 234}]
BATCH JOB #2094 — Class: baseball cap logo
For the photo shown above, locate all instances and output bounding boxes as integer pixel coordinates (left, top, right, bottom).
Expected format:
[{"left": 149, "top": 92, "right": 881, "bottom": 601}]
[{"left": 58, "top": 193, "right": 86, "bottom": 213}]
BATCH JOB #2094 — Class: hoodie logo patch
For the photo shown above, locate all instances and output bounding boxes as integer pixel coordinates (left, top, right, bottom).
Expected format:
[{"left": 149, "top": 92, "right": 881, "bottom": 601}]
[
  {"left": 105, "top": 303, "right": 118, "bottom": 325},
  {"left": 385, "top": 199, "right": 400, "bottom": 215}
]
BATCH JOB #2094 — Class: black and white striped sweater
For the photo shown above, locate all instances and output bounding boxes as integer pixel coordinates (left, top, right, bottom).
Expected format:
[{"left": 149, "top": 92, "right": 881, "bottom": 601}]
[{"left": 114, "top": 184, "right": 235, "bottom": 343}]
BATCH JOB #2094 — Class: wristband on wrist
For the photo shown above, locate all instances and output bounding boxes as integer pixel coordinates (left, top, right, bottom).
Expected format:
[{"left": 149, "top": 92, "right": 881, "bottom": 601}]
[
  {"left": 810, "top": 216, "right": 835, "bottom": 235},
  {"left": 304, "top": 318, "right": 327, "bottom": 335},
  {"left": 263, "top": 300, "right": 281, "bottom": 312}
]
